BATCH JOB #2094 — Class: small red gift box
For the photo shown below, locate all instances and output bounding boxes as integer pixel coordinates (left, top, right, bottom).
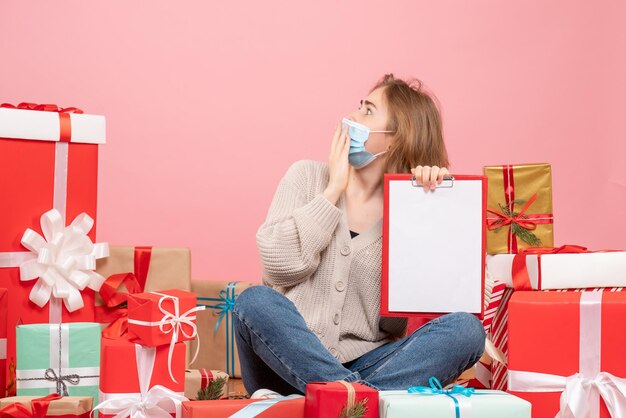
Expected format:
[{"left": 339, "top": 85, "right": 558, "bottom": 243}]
[
  {"left": 127, "top": 289, "right": 201, "bottom": 347},
  {"left": 305, "top": 382, "right": 378, "bottom": 418},
  {"left": 507, "top": 290, "right": 626, "bottom": 418},
  {"left": 97, "top": 337, "right": 186, "bottom": 418},
  {"left": 181, "top": 397, "right": 304, "bottom": 418}
]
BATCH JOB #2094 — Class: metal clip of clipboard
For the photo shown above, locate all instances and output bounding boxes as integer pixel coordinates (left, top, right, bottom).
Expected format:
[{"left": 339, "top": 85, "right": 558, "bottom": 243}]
[{"left": 411, "top": 175, "right": 455, "bottom": 188}]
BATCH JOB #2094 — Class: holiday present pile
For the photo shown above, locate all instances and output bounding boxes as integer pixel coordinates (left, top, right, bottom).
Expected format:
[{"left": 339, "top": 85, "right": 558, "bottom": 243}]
[
  {"left": 2, "top": 102, "right": 620, "bottom": 417},
  {"left": 483, "top": 162, "right": 626, "bottom": 417}
]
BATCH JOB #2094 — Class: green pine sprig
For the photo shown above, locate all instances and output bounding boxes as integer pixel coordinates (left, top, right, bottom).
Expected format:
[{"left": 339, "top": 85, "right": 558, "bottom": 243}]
[
  {"left": 491, "top": 199, "right": 542, "bottom": 247},
  {"left": 196, "top": 376, "right": 228, "bottom": 400},
  {"left": 339, "top": 399, "right": 368, "bottom": 418}
]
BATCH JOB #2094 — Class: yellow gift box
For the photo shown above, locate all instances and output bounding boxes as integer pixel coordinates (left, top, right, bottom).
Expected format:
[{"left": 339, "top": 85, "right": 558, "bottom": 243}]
[{"left": 484, "top": 163, "right": 554, "bottom": 254}]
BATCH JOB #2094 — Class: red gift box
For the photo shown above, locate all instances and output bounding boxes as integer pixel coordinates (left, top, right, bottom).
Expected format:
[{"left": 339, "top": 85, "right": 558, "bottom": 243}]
[
  {"left": 181, "top": 397, "right": 304, "bottom": 418},
  {"left": 507, "top": 290, "right": 626, "bottom": 417},
  {"left": 305, "top": 382, "right": 378, "bottom": 418},
  {"left": 127, "top": 289, "right": 201, "bottom": 347},
  {"left": 0, "top": 104, "right": 106, "bottom": 395},
  {"left": 97, "top": 337, "right": 187, "bottom": 418}
]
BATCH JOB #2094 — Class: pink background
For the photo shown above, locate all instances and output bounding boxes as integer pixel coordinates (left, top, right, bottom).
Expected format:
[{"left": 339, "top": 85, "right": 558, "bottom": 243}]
[{"left": 2, "top": 1, "right": 625, "bottom": 282}]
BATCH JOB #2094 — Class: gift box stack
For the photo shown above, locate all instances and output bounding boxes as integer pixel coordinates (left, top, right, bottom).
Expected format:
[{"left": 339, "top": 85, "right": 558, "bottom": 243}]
[
  {"left": 0, "top": 104, "right": 238, "bottom": 417},
  {"left": 482, "top": 163, "right": 626, "bottom": 417},
  {"left": 0, "top": 103, "right": 109, "bottom": 416}
]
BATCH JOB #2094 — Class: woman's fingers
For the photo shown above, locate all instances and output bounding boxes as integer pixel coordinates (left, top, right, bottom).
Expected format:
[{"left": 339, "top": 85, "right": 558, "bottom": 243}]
[
  {"left": 437, "top": 167, "right": 449, "bottom": 183},
  {"left": 331, "top": 121, "right": 342, "bottom": 156},
  {"left": 412, "top": 165, "right": 451, "bottom": 191},
  {"left": 339, "top": 123, "right": 350, "bottom": 153},
  {"left": 413, "top": 166, "right": 423, "bottom": 184},
  {"left": 429, "top": 166, "right": 440, "bottom": 190},
  {"left": 421, "top": 166, "right": 432, "bottom": 190}
]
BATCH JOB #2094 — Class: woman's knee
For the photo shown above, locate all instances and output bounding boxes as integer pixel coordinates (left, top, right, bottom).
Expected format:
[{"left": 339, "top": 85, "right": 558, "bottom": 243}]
[
  {"left": 440, "top": 312, "right": 486, "bottom": 357},
  {"left": 234, "top": 285, "right": 286, "bottom": 321},
  {"left": 235, "top": 285, "right": 272, "bottom": 316}
]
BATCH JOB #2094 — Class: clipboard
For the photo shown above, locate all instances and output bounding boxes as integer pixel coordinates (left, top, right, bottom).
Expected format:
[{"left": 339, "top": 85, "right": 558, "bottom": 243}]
[{"left": 381, "top": 174, "right": 487, "bottom": 319}]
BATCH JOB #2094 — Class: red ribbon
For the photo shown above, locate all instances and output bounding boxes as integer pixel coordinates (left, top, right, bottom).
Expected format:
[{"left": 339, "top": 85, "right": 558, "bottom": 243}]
[
  {"left": 199, "top": 368, "right": 214, "bottom": 389},
  {"left": 0, "top": 102, "right": 83, "bottom": 143},
  {"left": 98, "top": 272, "right": 142, "bottom": 339},
  {"left": 0, "top": 394, "right": 90, "bottom": 418},
  {"left": 96, "top": 247, "right": 153, "bottom": 339},
  {"left": 512, "top": 245, "right": 591, "bottom": 290},
  {"left": 486, "top": 165, "right": 554, "bottom": 253}
]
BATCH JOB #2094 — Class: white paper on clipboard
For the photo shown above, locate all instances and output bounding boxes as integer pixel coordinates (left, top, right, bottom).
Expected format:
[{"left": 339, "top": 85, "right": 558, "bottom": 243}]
[{"left": 386, "top": 177, "right": 484, "bottom": 314}]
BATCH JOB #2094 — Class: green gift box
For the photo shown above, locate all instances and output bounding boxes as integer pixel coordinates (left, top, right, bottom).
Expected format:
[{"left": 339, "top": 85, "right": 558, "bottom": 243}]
[
  {"left": 16, "top": 323, "right": 100, "bottom": 404},
  {"left": 379, "top": 389, "right": 531, "bottom": 417}
]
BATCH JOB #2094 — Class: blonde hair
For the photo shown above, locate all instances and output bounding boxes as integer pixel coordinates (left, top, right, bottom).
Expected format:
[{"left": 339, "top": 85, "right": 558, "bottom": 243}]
[{"left": 371, "top": 74, "right": 449, "bottom": 173}]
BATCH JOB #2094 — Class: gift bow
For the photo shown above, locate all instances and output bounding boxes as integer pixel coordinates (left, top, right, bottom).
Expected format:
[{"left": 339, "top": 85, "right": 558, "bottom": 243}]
[
  {"left": 409, "top": 377, "right": 477, "bottom": 418},
  {"left": 98, "top": 272, "right": 144, "bottom": 339},
  {"left": 94, "top": 385, "right": 186, "bottom": 418},
  {"left": 197, "top": 282, "right": 239, "bottom": 375},
  {"left": 508, "top": 371, "right": 626, "bottom": 418},
  {"left": 42, "top": 368, "right": 80, "bottom": 396},
  {"left": 0, "top": 103, "right": 83, "bottom": 114},
  {"left": 18, "top": 209, "right": 109, "bottom": 312},
  {"left": 0, "top": 394, "right": 81, "bottom": 418},
  {"left": 203, "top": 287, "right": 237, "bottom": 334},
  {"left": 487, "top": 193, "right": 542, "bottom": 232},
  {"left": 127, "top": 292, "right": 206, "bottom": 383},
  {"left": 93, "top": 344, "right": 187, "bottom": 418}
]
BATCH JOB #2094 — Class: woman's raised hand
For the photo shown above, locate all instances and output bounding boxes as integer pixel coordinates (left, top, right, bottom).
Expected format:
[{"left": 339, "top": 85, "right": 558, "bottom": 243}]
[
  {"left": 410, "top": 165, "right": 450, "bottom": 191},
  {"left": 323, "top": 121, "right": 351, "bottom": 204}
]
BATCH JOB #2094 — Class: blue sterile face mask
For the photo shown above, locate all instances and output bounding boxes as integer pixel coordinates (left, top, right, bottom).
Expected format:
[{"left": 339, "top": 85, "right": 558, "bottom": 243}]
[{"left": 342, "top": 118, "right": 394, "bottom": 169}]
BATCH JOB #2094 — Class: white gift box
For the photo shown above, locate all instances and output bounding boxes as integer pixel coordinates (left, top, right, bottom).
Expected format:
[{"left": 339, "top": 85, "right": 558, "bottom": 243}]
[{"left": 486, "top": 251, "right": 626, "bottom": 290}]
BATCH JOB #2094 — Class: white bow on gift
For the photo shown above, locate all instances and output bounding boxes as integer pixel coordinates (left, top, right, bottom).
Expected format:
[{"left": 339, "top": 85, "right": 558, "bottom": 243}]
[
  {"left": 94, "top": 344, "right": 188, "bottom": 418},
  {"left": 128, "top": 292, "right": 206, "bottom": 383},
  {"left": 509, "top": 370, "right": 626, "bottom": 418},
  {"left": 19, "top": 209, "right": 109, "bottom": 312}
]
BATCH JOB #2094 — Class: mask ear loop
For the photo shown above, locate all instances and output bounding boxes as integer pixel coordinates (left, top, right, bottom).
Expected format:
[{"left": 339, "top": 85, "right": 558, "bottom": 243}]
[{"left": 372, "top": 150, "right": 388, "bottom": 158}]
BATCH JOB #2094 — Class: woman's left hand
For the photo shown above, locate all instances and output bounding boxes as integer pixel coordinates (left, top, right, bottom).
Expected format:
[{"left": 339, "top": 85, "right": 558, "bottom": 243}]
[{"left": 410, "top": 165, "right": 450, "bottom": 191}]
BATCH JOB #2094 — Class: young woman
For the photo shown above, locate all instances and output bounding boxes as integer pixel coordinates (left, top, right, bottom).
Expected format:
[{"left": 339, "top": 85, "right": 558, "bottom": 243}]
[{"left": 233, "top": 74, "right": 486, "bottom": 395}]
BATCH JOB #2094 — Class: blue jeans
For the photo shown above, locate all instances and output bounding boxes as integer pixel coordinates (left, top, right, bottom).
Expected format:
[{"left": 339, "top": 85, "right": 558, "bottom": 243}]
[{"left": 233, "top": 286, "right": 486, "bottom": 395}]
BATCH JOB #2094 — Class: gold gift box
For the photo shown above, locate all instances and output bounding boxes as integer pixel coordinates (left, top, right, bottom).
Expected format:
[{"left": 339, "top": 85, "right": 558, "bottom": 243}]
[{"left": 484, "top": 163, "right": 554, "bottom": 254}]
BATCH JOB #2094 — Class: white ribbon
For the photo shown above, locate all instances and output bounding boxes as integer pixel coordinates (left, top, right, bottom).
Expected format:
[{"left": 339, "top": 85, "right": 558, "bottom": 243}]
[
  {"left": 16, "top": 324, "right": 100, "bottom": 395},
  {"left": 127, "top": 292, "right": 206, "bottom": 383},
  {"left": 4, "top": 208, "right": 110, "bottom": 312},
  {"left": 93, "top": 344, "right": 188, "bottom": 418},
  {"left": 484, "top": 337, "right": 507, "bottom": 364},
  {"left": 508, "top": 291, "right": 626, "bottom": 418},
  {"left": 228, "top": 395, "right": 304, "bottom": 418}
]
